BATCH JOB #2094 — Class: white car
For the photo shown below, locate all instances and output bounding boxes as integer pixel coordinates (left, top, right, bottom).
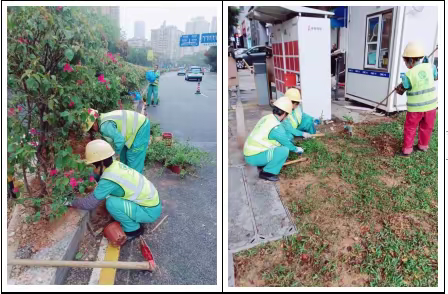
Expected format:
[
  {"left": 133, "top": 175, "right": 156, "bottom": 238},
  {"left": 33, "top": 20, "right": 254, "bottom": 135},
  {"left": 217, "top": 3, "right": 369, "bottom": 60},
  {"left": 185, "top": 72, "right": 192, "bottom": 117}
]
[{"left": 185, "top": 68, "right": 203, "bottom": 81}]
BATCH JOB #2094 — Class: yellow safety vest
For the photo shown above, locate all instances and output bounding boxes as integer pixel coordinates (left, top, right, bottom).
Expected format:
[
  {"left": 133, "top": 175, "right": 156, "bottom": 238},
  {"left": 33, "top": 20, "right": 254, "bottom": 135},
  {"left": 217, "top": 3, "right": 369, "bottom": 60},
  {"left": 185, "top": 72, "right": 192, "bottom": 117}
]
[
  {"left": 100, "top": 110, "right": 147, "bottom": 148},
  {"left": 101, "top": 161, "right": 160, "bottom": 207},
  {"left": 243, "top": 114, "right": 281, "bottom": 157},
  {"left": 405, "top": 63, "right": 437, "bottom": 112},
  {"left": 287, "top": 107, "right": 303, "bottom": 129}
]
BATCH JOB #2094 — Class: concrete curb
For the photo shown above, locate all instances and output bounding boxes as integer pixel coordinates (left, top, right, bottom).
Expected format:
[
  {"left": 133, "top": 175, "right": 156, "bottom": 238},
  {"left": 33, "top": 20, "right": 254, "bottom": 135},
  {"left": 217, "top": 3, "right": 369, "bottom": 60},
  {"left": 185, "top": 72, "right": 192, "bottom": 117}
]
[{"left": 54, "top": 210, "right": 89, "bottom": 285}]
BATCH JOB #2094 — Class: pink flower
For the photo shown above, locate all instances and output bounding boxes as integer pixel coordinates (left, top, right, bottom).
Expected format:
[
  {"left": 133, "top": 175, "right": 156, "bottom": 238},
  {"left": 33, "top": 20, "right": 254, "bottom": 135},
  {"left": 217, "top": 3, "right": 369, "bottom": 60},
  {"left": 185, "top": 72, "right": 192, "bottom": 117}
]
[
  {"left": 56, "top": 6, "right": 63, "bottom": 11},
  {"left": 18, "top": 37, "right": 25, "bottom": 44},
  {"left": 69, "top": 177, "right": 78, "bottom": 188},
  {"left": 98, "top": 74, "right": 106, "bottom": 83},
  {"left": 69, "top": 101, "right": 75, "bottom": 108},
  {"left": 106, "top": 85, "right": 110, "bottom": 90},
  {"left": 77, "top": 178, "right": 83, "bottom": 183},
  {"left": 89, "top": 176, "right": 95, "bottom": 182},
  {"left": 13, "top": 187, "right": 19, "bottom": 193},
  {"left": 63, "top": 63, "right": 73, "bottom": 73},
  {"left": 18, "top": 106, "right": 23, "bottom": 112},
  {"left": 30, "top": 128, "right": 37, "bottom": 135},
  {"left": 8, "top": 108, "right": 15, "bottom": 116},
  {"left": 30, "top": 141, "right": 38, "bottom": 147},
  {"left": 94, "top": 112, "right": 99, "bottom": 118},
  {"left": 50, "top": 169, "right": 58, "bottom": 176}
]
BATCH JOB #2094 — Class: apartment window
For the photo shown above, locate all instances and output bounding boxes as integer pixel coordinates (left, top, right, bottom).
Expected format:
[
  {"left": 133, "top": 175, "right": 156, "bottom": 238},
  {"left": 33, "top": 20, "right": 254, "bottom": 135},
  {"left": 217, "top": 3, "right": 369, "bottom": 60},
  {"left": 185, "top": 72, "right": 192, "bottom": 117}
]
[{"left": 364, "top": 10, "right": 393, "bottom": 70}]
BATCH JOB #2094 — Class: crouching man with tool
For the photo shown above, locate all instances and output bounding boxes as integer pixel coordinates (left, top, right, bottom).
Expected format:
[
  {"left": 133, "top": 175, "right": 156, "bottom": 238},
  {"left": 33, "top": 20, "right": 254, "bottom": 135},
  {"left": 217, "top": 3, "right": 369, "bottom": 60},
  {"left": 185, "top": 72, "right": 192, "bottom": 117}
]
[
  {"left": 395, "top": 42, "right": 438, "bottom": 157},
  {"left": 67, "top": 139, "right": 162, "bottom": 242},
  {"left": 243, "top": 96, "right": 304, "bottom": 182},
  {"left": 82, "top": 108, "right": 150, "bottom": 174},
  {"left": 281, "top": 88, "right": 321, "bottom": 141}
]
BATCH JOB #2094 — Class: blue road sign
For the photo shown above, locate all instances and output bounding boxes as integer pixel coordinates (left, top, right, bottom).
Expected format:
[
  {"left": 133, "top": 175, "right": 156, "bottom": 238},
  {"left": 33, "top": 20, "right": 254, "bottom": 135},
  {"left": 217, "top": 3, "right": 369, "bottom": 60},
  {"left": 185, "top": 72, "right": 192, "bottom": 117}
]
[
  {"left": 201, "top": 33, "right": 217, "bottom": 46},
  {"left": 179, "top": 34, "right": 200, "bottom": 47}
]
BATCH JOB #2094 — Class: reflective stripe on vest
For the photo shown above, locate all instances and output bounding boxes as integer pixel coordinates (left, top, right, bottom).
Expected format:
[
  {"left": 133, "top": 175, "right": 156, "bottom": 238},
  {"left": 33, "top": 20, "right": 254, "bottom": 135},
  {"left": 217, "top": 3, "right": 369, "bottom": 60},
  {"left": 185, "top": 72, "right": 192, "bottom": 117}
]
[
  {"left": 100, "top": 110, "right": 146, "bottom": 148},
  {"left": 287, "top": 107, "right": 303, "bottom": 129},
  {"left": 243, "top": 114, "right": 281, "bottom": 157},
  {"left": 101, "top": 161, "right": 159, "bottom": 207},
  {"left": 405, "top": 63, "right": 437, "bottom": 112}
]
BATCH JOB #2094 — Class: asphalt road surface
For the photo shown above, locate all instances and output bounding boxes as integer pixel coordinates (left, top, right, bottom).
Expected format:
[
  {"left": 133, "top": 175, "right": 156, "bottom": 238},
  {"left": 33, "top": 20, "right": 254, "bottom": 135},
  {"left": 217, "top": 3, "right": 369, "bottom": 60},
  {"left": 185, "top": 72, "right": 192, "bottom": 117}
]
[{"left": 115, "top": 71, "right": 217, "bottom": 285}]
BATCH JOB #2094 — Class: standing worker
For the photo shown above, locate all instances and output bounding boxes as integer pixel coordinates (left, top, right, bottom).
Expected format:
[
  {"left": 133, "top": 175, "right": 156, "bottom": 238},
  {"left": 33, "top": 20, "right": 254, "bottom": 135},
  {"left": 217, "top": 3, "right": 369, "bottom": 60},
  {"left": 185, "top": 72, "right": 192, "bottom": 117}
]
[
  {"left": 67, "top": 140, "right": 161, "bottom": 241},
  {"left": 395, "top": 42, "right": 438, "bottom": 157},
  {"left": 82, "top": 108, "right": 150, "bottom": 174},
  {"left": 146, "top": 65, "right": 161, "bottom": 107},
  {"left": 243, "top": 96, "right": 305, "bottom": 182},
  {"left": 281, "top": 88, "right": 321, "bottom": 141}
]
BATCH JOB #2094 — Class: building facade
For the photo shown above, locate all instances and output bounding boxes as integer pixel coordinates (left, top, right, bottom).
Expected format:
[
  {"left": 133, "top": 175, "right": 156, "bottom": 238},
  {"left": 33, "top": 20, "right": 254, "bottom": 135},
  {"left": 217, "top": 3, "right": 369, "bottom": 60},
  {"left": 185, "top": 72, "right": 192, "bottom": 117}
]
[
  {"left": 93, "top": 6, "right": 120, "bottom": 29},
  {"left": 184, "top": 16, "right": 210, "bottom": 55},
  {"left": 151, "top": 21, "right": 184, "bottom": 61},
  {"left": 210, "top": 16, "right": 217, "bottom": 33}
]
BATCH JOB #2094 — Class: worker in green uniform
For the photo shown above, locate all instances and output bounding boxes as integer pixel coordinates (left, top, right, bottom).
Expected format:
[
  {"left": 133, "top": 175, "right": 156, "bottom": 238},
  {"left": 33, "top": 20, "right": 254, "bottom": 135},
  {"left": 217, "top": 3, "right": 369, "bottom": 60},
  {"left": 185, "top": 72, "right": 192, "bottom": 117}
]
[
  {"left": 67, "top": 140, "right": 162, "bottom": 240},
  {"left": 281, "top": 88, "right": 321, "bottom": 141},
  {"left": 243, "top": 96, "right": 304, "bottom": 182},
  {"left": 82, "top": 108, "right": 150, "bottom": 174},
  {"left": 147, "top": 65, "right": 161, "bottom": 107}
]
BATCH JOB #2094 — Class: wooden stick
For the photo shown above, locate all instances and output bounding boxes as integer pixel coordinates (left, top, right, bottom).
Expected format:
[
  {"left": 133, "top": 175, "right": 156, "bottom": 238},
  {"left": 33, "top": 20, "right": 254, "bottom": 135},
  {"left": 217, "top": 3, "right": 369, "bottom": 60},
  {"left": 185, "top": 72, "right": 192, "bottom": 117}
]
[
  {"left": 311, "top": 133, "right": 325, "bottom": 138},
  {"left": 8, "top": 259, "right": 151, "bottom": 270},
  {"left": 151, "top": 215, "right": 168, "bottom": 234},
  {"left": 284, "top": 158, "right": 309, "bottom": 166}
]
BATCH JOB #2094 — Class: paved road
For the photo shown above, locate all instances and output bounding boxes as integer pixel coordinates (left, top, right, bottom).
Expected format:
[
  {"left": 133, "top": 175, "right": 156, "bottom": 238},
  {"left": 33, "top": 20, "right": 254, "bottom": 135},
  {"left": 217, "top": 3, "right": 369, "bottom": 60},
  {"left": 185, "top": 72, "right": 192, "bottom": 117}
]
[
  {"left": 115, "top": 71, "right": 217, "bottom": 285},
  {"left": 146, "top": 71, "right": 217, "bottom": 143}
]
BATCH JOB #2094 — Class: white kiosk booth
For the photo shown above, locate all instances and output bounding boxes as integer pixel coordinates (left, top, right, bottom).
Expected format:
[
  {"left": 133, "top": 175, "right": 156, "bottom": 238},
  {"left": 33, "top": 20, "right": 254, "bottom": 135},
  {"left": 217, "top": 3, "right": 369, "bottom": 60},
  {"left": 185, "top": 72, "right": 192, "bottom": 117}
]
[
  {"left": 345, "top": 6, "right": 438, "bottom": 113},
  {"left": 247, "top": 6, "right": 334, "bottom": 120}
]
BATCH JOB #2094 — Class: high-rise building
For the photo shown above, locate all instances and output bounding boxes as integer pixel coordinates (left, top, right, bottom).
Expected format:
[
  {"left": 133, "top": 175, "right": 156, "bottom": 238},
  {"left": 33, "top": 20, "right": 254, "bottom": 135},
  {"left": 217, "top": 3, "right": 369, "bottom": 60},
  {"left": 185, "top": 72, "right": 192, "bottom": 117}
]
[
  {"left": 211, "top": 16, "right": 217, "bottom": 33},
  {"left": 134, "top": 21, "right": 145, "bottom": 39},
  {"left": 184, "top": 16, "right": 210, "bottom": 55},
  {"left": 151, "top": 21, "right": 184, "bottom": 62}
]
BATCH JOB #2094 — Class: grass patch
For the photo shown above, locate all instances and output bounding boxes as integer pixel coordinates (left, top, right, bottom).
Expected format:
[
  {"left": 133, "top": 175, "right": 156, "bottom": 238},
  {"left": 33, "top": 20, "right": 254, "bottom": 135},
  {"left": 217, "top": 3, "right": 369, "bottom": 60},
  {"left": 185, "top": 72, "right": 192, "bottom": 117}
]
[{"left": 235, "top": 113, "right": 438, "bottom": 287}]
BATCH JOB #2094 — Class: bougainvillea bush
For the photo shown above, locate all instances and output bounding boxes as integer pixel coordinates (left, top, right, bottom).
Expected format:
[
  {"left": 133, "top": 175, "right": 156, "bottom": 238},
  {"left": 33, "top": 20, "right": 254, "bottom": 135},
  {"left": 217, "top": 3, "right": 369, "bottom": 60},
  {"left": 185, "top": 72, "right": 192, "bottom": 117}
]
[{"left": 7, "top": 6, "right": 146, "bottom": 221}]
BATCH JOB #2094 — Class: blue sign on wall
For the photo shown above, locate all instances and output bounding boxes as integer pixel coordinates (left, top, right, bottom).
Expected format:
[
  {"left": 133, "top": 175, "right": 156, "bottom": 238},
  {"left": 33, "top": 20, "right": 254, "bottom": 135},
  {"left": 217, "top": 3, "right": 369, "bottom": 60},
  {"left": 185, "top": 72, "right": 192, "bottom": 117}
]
[
  {"left": 348, "top": 68, "right": 390, "bottom": 78},
  {"left": 179, "top": 34, "right": 200, "bottom": 47},
  {"left": 201, "top": 33, "right": 217, "bottom": 46}
]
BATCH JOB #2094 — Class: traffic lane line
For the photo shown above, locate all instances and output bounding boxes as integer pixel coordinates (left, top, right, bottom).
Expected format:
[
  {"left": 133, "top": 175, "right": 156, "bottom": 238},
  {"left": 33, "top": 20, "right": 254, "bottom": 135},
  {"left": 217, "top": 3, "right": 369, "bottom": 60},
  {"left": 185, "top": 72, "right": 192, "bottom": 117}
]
[
  {"left": 98, "top": 240, "right": 121, "bottom": 285},
  {"left": 88, "top": 236, "right": 108, "bottom": 285}
]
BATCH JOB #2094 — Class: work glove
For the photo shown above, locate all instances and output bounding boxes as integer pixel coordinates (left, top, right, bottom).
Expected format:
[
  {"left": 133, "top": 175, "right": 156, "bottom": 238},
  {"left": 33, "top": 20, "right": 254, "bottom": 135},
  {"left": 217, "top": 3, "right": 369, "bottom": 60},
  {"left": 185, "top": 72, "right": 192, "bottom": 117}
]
[
  {"left": 295, "top": 147, "right": 304, "bottom": 154},
  {"left": 314, "top": 119, "right": 321, "bottom": 125},
  {"left": 302, "top": 132, "right": 312, "bottom": 139},
  {"left": 395, "top": 83, "right": 406, "bottom": 95}
]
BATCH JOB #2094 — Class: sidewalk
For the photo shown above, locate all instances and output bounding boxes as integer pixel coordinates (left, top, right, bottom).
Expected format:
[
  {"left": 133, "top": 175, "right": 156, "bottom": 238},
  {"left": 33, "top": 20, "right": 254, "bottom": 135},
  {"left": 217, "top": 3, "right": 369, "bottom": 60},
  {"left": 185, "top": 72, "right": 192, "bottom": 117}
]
[{"left": 227, "top": 69, "right": 296, "bottom": 287}]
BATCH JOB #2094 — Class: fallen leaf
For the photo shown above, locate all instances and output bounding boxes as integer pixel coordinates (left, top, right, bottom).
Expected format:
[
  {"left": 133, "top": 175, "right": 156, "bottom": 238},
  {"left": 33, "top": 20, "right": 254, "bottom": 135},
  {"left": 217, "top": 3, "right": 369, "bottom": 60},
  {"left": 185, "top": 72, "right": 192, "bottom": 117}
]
[{"left": 75, "top": 252, "right": 83, "bottom": 260}]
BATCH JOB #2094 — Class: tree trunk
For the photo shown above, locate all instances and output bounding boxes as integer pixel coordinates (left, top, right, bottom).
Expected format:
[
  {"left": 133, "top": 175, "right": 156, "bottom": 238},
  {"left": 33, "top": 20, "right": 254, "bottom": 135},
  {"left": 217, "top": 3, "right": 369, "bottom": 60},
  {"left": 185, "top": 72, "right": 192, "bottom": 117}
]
[{"left": 21, "top": 163, "right": 31, "bottom": 196}]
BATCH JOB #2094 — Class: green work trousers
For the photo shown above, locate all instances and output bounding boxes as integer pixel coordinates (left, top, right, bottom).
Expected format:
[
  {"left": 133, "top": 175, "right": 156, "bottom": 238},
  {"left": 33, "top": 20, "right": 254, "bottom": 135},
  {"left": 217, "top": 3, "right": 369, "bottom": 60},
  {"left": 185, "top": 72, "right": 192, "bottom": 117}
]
[
  {"left": 119, "top": 121, "right": 151, "bottom": 174},
  {"left": 245, "top": 146, "right": 289, "bottom": 175},
  {"left": 105, "top": 196, "right": 162, "bottom": 232},
  {"left": 147, "top": 85, "right": 159, "bottom": 105}
]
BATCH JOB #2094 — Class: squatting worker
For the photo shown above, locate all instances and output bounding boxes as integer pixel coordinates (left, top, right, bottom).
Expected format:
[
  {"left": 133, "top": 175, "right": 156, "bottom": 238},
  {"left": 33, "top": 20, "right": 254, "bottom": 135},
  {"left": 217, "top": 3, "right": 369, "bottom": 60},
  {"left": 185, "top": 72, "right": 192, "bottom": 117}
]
[
  {"left": 82, "top": 108, "right": 150, "bottom": 174},
  {"left": 67, "top": 140, "right": 161, "bottom": 241},
  {"left": 282, "top": 88, "right": 321, "bottom": 141},
  {"left": 395, "top": 42, "right": 438, "bottom": 157},
  {"left": 146, "top": 65, "right": 161, "bottom": 107},
  {"left": 243, "top": 96, "right": 305, "bottom": 182}
]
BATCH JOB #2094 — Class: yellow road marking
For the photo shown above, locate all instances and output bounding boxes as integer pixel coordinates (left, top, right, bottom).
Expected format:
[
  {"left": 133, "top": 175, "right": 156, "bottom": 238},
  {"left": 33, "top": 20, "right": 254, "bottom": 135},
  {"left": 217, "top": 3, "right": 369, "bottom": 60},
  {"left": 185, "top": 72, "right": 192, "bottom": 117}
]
[{"left": 98, "top": 243, "right": 121, "bottom": 285}]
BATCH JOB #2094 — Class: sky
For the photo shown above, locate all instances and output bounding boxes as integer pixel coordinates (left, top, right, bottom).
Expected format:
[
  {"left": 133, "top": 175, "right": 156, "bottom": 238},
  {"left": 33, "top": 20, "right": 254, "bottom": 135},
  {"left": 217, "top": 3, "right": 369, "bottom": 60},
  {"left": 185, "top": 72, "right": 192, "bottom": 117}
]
[{"left": 120, "top": 6, "right": 217, "bottom": 40}]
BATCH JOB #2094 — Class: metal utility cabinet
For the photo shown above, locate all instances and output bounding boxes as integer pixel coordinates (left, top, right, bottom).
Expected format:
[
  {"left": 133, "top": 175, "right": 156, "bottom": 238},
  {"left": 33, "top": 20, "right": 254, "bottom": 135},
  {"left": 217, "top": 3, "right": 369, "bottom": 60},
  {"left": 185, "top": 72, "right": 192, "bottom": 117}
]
[
  {"left": 345, "top": 6, "right": 438, "bottom": 112},
  {"left": 248, "top": 6, "right": 334, "bottom": 120}
]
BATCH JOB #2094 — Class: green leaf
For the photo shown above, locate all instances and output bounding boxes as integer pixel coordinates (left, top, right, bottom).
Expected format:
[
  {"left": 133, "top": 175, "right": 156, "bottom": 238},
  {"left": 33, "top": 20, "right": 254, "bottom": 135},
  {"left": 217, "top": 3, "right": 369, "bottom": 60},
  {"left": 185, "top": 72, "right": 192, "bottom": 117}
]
[
  {"left": 75, "top": 252, "right": 83, "bottom": 260},
  {"left": 25, "top": 77, "right": 38, "bottom": 91},
  {"left": 48, "top": 100, "right": 54, "bottom": 110},
  {"left": 61, "top": 111, "right": 69, "bottom": 117},
  {"left": 62, "top": 177, "right": 69, "bottom": 185},
  {"left": 64, "top": 48, "right": 74, "bottom": 61},
  {"left": 79, "top": 185, "right": 85, "bottom": 194}
]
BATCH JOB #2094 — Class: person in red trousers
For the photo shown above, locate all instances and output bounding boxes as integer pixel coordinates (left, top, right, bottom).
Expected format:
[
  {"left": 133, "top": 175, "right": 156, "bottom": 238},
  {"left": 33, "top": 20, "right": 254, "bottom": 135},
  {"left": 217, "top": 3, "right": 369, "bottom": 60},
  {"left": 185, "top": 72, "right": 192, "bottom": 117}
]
[{"left": 395, "top": 42, "right": 438, "bottom": 157}]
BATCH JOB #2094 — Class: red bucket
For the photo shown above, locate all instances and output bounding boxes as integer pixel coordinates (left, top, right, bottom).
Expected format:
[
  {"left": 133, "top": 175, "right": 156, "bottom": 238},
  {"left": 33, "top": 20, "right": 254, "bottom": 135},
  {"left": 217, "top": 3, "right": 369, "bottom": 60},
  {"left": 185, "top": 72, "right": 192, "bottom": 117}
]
[
  {"left": 103, "top": 221, "right": 127, "bottom": 246},
  {"left": 162, "top": 132, "right": 172, "bottom": 139},
  {"left": 167, "top": 165, "right": 181, "bottom": 174}
]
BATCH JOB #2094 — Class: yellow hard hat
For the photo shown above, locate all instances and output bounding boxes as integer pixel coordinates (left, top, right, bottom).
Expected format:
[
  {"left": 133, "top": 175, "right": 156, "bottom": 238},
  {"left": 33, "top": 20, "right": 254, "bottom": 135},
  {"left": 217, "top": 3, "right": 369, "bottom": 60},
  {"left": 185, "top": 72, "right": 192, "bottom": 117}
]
[
  {"left": 284, "top": 88, "right": 301, "bottom": 102},
  {"left": 403, "top": 42, "right": 425, "bottom": 58},
  {"left": 82, "top": 108, "right": 99, "bottom": 133},
  {"left": 273, "top": 96, "right": 293, "bottom": 114},
  {"left": 84, "top": 139, "right": 115, "bottom": 164}
]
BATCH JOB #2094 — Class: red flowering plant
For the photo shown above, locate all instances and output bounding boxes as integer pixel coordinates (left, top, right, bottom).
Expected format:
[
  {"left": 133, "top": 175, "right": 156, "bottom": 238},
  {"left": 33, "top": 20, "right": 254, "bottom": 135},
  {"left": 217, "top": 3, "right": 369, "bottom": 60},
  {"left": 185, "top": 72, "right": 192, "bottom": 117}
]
[{"left": 6, "top": 6, "right": 147, "bottom": 221}]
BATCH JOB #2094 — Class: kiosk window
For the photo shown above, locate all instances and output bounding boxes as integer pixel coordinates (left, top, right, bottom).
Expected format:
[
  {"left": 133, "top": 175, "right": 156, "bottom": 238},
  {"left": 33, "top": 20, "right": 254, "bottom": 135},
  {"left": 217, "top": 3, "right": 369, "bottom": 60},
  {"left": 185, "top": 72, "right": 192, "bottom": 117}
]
[{"left": 365, "top": 10, "right": 393, "bottom": 70}]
